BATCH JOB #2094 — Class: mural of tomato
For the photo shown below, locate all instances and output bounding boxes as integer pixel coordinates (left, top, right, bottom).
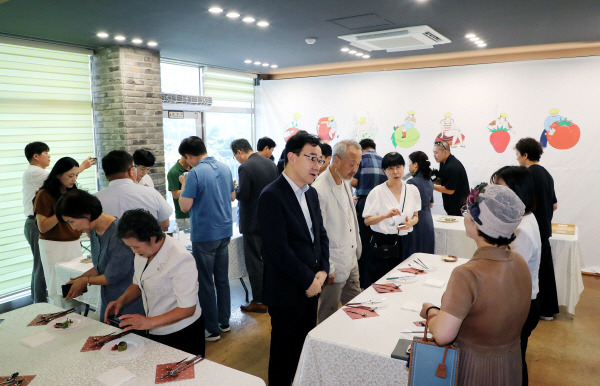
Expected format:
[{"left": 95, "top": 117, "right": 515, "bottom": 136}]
[{"left": 546, "top": 118, "right": 580, "bottom": 149}]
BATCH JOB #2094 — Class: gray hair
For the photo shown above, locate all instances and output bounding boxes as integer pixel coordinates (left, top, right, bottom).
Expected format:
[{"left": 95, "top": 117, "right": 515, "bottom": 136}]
[{"left": 332, "top": 140, "right": 361, "bottom": 160}]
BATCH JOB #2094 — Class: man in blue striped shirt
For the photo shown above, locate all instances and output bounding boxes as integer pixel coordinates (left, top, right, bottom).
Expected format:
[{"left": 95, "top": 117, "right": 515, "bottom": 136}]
[{"left": 351, "top": 139, "right": 387, "bottom": 288}]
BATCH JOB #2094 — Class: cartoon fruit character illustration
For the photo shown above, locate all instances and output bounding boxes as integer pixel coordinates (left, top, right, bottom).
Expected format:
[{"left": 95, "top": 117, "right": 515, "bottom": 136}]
[
  {"left": 540, "top": 108, "right": 563, "bottom": 148},
  {"left": 546, "top": 118, "right": 580, "bottom": 149},
  {"left": 316, "top": 116, "right": 337, "bottom": 141},
  {"left": 489, "top": 128, "right": 511, "bottom": 153},
  {"left": 283, "top": 113, "right": 301, "bottom": 141},
  {"left": 391, "top": 125, "right": 420, "bottom": 148}
]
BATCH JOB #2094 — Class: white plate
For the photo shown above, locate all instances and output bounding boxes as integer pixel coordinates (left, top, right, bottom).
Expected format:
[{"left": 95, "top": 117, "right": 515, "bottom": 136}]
[
  {"left": 100, "top": 334, "right": 145, "bottom": 359},
  {"left": 436, "top": 216, "right": 459, "bottom": 223},
  {"left": 47, "top": 314, "right": 85, "bottom": 333}
]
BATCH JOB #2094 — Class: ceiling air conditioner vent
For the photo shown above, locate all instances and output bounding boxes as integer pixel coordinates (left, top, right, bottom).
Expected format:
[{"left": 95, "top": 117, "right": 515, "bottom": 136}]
[
  {"left": 161, "top": 93, "right": 212, "bottom": 106},
  {"left": 339, "top": 25, "right": 450, "bottom": 53}
]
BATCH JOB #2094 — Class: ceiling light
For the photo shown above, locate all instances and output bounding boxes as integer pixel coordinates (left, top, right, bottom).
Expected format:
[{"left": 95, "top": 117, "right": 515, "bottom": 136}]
[
  {"left": 362, "top": 55, "right": 370, "bottom": 59},
  {"left": 477, "top": 43, "right": 487, "bottom": 47},
  {"left": 209, "top": 7, "right": 223, "bottom": 14},
  {"left": 96, "top": 32, "right": 109, "bottom": 38},
  {"left": 131, "top": 38, "right": 143, "bottom": 44},
  {"left": 262, "top": 63, "right": 270, "bottom": 67},
  {"left": 114, "top": 35, "right": 126, "bottom": 41},
  {"left": 254, "top": 61, "right": 261, "bottom": 65},
  {"left": 465, "top": 33, "right": 475, "bottom": 39},
  {"left": 242, "top": 16, "right": 255, "bottom": 23},
  {"left": 244, "top": 59, "right": 252, "bottom": 64},
  {"left": 348, "top": 50, "right": 356, "bottom": 54},
  {"left": 147, "top": 41, "right": 158, "bottom": 47},
  {"left": 226, "top": 12, "right": 240, "bottom": 18},
  {"left": 257, "top": 21, "right": 269, "bottom": 27},
  {"left": 469, "top": 37, "right": 480, "bottom": 42},
  {"left": 355, "top": 52, "right": 363, "bottom": 57},
  {"left": 270, "top": 64, "right": 278, "bottom": 68},
  {"left": 341, "top": 47, "right": 349, "bottom": 52}
]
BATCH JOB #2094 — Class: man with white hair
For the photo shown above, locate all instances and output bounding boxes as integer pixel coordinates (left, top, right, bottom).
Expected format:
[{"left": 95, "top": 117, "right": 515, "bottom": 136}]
[{"left": 312, "top": 140, "right": 363, "bottom": 323}]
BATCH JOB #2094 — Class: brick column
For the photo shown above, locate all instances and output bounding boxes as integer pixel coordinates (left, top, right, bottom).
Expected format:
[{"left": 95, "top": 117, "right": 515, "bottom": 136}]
[{"left": 91, "top": 46, "right": 165, "bottom": 195}]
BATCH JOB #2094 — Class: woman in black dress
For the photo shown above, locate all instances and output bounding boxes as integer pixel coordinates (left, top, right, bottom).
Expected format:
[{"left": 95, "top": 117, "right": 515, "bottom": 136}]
[{"left": 405, "top": 151, "right": 435, "bottom": 255}]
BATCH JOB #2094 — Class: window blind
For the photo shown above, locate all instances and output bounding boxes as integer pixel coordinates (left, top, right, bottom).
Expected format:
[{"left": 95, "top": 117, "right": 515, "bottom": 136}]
[
  {"left": 0, "top": 41, "right": 96, "bottom": 298},
  {"left": 203, "top": 67, "right": 255, "bottom": 102}
]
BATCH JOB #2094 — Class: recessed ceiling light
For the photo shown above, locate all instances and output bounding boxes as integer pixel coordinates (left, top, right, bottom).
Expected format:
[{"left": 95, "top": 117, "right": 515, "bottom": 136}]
[
  {"left": 270, "top": 64, "right": 278, "bottom": 68},
  {"left": 465, "top": 33, "right": 475, "bottom": 39},
  {"left": 355, "top": 52, "right": 363, "bottom": 57},
  {"left": 131, "top": 38, "right": 143, "bottom": 44},
  {"left": 254, "top": 61, "right": 261, "bottom": 65},
  {"left": 348, "top": 50, "right": 356, "bottom": 54},
  {"left": 226, "top": 12, "right": 240, "bottom": 18},
  {"left": 477, "top": 43, "right": 487, "bottom": 47},
  {"left": 242, "top": 16, "right": 255, "bottom": 23},
  {"left": 114, "top": 35, "right": 126, "bottom": 41},
  {"left": 257, "top": 21, "right": 269, "bottom": 27},
  {"left": 470, "top": 37, "right": 480, "bottom": 42},
  {"left": 244, "top": 59, "right": 252, "bottom": 64},
  {"left": 262, "top": 63, "right": 270, "bottom": 67},
  {"left": 362, "top": 55, "right": 370, "bottom": 59},
  {"left": 97, "top": 32, "right": 109, "bottom": 38},
  {"left": 341, "top": 47, "right": 349, "bottom": 52},
  {"left": 209, "top": 7, "right": 223, "bottom": 14},
  {"left": 147, "top": 41, "right": 158, "bottom": 47}
]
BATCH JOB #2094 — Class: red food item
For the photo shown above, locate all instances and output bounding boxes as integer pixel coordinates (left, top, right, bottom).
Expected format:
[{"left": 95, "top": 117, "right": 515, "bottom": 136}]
[
  {"left": 489, "top": 129, "right": 510, "bottom": 153},
  {"left": 547, "top": 118, "right": 580, "bottom": 149},
  {"left": 111, "top": 344, "right": 118, "bottom": 351}
]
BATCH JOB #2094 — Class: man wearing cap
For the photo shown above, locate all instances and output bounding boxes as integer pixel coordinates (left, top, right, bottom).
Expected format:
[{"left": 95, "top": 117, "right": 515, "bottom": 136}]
[{"left": 432, "top": 140, "right": 469, "bottom": 216}]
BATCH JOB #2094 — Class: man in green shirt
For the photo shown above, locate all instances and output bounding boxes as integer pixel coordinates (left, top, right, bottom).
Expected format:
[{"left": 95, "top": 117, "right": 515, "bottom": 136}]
[{"left": 167, "top": 156, "right": 191, "bottom": 229}]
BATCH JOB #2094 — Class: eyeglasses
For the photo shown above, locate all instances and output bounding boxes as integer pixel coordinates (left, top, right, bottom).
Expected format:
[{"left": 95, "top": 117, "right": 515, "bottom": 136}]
[
  {"left": 302, "top": 154, "right": 326, "bottom": 166},
  {"left": 434, "top": 141, "right": 449, "bottom": 151},
  {"left": 385, "top": 166, "right": 403, "bottom": 172}
]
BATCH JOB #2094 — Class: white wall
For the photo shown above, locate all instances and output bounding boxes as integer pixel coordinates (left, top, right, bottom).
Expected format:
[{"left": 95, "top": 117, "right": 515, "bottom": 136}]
[{"left": 255, "top": 55, "right": 598, "bottom": 270}]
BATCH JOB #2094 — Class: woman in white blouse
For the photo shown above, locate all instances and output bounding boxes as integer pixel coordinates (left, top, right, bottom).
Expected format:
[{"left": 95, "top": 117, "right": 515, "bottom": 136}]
[
  {"left": 362, "top": 152, "right": 421, "bottom": 285},
  {"left": 491, "top": 166, "right": 541, "bottom": 386},
  {"left": 104, "top": 209, "right": 204, "bottom": 356}
]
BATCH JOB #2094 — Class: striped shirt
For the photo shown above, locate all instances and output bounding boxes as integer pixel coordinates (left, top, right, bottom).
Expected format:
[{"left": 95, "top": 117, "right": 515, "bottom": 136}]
[{"left": 354, "top": 150, "right": 387, "bottom": 196}]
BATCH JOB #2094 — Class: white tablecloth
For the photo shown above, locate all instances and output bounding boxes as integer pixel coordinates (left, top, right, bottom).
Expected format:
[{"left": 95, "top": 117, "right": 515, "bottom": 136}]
[
  {"left": 54, "top": 228, "right": 248, "bottom": 310},
  {"left": 0, "top": 303, "right": 264, "bottom": 386},
  {"left": 294, "top": 253, "right": 467, "bottom": 386},
  {"left": 432, "top": 214, "right": 584, "bottom": 315}
]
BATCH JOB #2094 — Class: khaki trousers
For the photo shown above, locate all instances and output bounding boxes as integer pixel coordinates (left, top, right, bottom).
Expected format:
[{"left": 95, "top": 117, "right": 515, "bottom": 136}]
[{"left": 317, "top": 262, "right": 361, "bottom": 323}]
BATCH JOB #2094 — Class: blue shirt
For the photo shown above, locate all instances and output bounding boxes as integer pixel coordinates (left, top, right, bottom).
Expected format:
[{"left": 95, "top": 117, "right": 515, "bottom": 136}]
[
  {"left": 353, "top": 149, "right": 387, "bottom": 196},
  {"left": 181, "top": 157, "right": 234, "bottom": 242}
]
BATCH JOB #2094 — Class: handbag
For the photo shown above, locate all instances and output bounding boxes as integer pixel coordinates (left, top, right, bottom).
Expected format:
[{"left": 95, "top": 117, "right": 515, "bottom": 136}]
[{"left": 408, "top": 315, "right": 460, "bottom": 386}]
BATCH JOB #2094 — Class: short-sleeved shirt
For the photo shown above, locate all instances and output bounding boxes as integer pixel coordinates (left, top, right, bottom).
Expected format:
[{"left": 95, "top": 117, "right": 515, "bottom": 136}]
[
  {"left": 353, "top": 149, "right": 387, "bottom": 197},
  {"left": 363, "top": 181, "right": 421, "bottom": 235},
  {"left": 95, "top": 178, "right": 172, "bottom": 222},
  {"left": 136, "top": 174, "right": 154, "bottom": 189},
  {"left": 33, "top": 189, "right": 81, "bottom": 241},
  {"left": 132, "top": 236, "right": 201, "bottom": 335},
  {"left": 528, "top": 164, "right": 557, "bottom": 240},
  {"left": 438, "top": 154, "right": 470, "bottom": 216},
  {"left": 91, "top": 219, "right": 144, "bottom": 317},
  {"left": 181, "top": 157, "right": 234, "bottom": 243},
  {"left": 167, "top": 161, "right": 190, "bottom": 219},
  {"left": 22, "top": 165, "right": 48, "bottom": 217}
]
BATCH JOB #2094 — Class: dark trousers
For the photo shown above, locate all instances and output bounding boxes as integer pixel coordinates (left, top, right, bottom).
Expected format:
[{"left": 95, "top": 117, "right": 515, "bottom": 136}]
[
  {"left": 242, "top": 232, "right": 264, "bottom": 303},
  {"left": 356, "top": 196, "right": 373, "bottom": 288},
  {"left": 362, "top": 232, "right": 403, "bottom": 287},
  {"left": 268, "top": 298, "right": 318, "bottom": 385},
  {"left": 148, "top": 314, "right": 205, "bottom": 356},
  {"left": 24, "top": 216, "right": 47, "bottom": 303},
  {"left": 537, "top": 238, "right": 559, "bottom": 317},
  {"left": 521, "top": 298, "right": 540, "bottom": 386}
]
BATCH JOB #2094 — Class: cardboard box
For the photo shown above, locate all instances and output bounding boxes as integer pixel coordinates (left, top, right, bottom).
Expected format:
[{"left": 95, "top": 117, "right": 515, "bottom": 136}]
[{"left": 552, "top": 223, "right": 576, "bottom": 235}]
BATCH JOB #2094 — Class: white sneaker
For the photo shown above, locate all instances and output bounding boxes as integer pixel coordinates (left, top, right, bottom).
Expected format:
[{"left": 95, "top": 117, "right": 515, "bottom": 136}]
[
  {"left": 540, "top": 316, "right": 554, "bottom": 321},
  {"left": 205, "top": 330, "right": 221, "bottom": 341}
]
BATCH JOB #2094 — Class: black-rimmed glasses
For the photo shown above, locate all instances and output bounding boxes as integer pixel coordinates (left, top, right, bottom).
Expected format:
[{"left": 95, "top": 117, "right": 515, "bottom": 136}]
[{"left": 302, "top": 153, "right": 326, "bottom": 166}]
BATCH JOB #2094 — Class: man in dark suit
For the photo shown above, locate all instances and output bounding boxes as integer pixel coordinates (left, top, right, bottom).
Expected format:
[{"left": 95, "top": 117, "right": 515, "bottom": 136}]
[
  {"left": 231, "top": 138, "right": 278, "bottom": 313},
  {"left": 258, "top": 132, "right": 330, "bottom": 385}
]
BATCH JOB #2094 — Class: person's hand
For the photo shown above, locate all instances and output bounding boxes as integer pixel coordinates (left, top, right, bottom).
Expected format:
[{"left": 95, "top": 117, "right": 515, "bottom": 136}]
[
  {"left": 65, "top": 277, "right": 87, "bottom": 300},
  {"left": 353, "top": 195, "right": 358, "bottom": 205},
  {"left": 80, "top": 156, "right": 96, "bottom": 170},
  {"left": 398, "top": 216, "right": 411, "bottom": 231},
  {"left": 387, "top": 208, "right": 401, "bottom": 218},
  {"left": 118, "top": 314, "right": 153, "bottom": 331},
  {"left": 315, "top": 271, "right": 327, "bottom": 286},
  {"left": 104, "top": 300, "right": 122, "bottom": 323},
  {"left": 178, "top": 174, "right": 187, "bottom": 184},
  {"left": 420, "top": 302, "right": 435, "bottom": 319},
  {"left": 327, "top": 272, "right": 336, "bottom": 285},
  {"left": 306, "top": 278, "right": 322, "bottom": 297}
]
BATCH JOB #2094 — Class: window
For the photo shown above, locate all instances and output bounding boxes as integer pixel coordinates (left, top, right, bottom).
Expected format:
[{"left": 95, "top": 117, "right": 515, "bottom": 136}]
[
  {"left": 160, "top": 62, "right": 200, "bottom": 95},
  {"left": 0, "top": 40, "right": 95, "bottom": 298}
]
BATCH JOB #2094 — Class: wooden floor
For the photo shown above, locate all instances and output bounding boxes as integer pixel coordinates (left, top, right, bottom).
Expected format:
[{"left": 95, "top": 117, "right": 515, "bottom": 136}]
[{"left": 208, "top": 275, "right": 600, "bottom": 385}]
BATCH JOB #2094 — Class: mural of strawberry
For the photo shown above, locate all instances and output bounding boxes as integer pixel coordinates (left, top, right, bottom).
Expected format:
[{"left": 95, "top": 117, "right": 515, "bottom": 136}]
[
  {"left": 489, "top": 127, "right": 510, "bottom": 153},
  {"left": 546, "top": 118, "right": 580, "bottom": 149}
]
